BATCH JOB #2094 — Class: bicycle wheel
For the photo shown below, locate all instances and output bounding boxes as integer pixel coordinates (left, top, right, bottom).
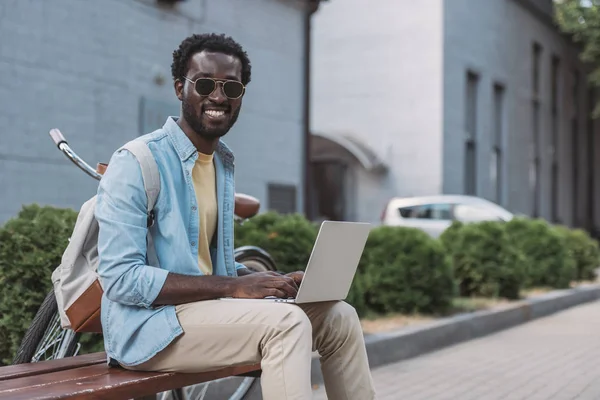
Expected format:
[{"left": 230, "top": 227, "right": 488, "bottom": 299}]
[
  {"left": 235, "top": 245, "right": 277, "bottom": 272},
  {"left": 12, "top": 290, "right": 80, "bottom": 364}
]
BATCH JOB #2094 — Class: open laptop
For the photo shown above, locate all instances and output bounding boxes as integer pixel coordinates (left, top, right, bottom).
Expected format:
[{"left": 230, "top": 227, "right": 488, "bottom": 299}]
[{"left": 220, "top": 220, "right": 371, "bottom": 304}]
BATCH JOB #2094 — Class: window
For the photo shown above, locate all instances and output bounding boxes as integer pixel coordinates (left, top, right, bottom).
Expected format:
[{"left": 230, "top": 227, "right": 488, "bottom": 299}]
[
  {"left": 465, "top": 71, "right": 479, "bottom": 195},
  {"left": 587, "top": 88, "right": 596, "bottom": 230},
  {"left": 532, "top": 43, "right": 542, "bottom": 98},
  {"left": 572, "top": 70, "right": 580, "bottom": 225},
  {"left": 551, "top": 56, "right": 560, "bottom": 222},
  {"left": 531, "top": 43, "right": 542, "bottom": 217},
  {"left": 399, "top": 204, "right": 452, "bottom": 220},
  {"left": 492, "top": 83, "right": 505, "bottom": 204},
  {"left": 532, "top": 101, "right": 541, "bottom": 217},
  {"left": 268, "top": 183, "right": 297, "bottom": 215}
]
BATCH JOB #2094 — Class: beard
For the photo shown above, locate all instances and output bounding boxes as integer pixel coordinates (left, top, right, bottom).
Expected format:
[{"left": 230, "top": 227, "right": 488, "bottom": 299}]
[{"left": 182, "top": 98, "right": 240, "bottom": 139}]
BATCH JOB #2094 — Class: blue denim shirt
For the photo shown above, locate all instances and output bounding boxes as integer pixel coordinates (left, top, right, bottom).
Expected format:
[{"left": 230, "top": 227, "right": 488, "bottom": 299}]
[{"left": 95, "top": 117, "right": 245, "bottom": 366}]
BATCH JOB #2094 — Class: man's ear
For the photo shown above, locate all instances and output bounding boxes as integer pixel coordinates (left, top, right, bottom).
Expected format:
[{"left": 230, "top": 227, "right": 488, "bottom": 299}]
[{"left": 174, "top": 79, "right": 184, "bottom": 101}]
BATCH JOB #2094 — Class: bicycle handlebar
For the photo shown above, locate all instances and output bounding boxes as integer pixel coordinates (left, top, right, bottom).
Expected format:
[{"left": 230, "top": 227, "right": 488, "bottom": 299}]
[
  {"left": 49, "top": 128, "right": 67, "bottom": 147},
  {"left": 48, "top": 129, "right": 102, "bottom": 181}
]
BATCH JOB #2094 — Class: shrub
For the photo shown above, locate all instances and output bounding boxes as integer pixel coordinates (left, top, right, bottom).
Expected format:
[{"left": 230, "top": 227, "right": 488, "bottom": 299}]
[
  {"left": 361, "top": 226, "right": 455, "bottom": 315},
  {"left": 554, "top": 225, "right": 600, "bottom": 282},
  {"left": 505, "top": 218, "right": 575, "bottom": 289},
  {"left": 0, "top": 204, "right": 78, "bottom": 365},
  {"left": 441, "top": 221, "right": 526, "bottom": 300},
  {"left": 234, "top": 212, "right": 318, "bottom": 273}
]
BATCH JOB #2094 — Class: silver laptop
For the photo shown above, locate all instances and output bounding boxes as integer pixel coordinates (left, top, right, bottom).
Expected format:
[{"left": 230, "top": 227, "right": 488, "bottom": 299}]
[{"left": 220, "top": 221, "right": 371, "bottom": 304}]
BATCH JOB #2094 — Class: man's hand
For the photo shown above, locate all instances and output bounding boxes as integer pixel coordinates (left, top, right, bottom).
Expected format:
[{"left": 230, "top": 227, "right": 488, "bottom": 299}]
[
  {"left": 286, "top": 271, "right": 304, "bottom": 286},
  {"left": 231, "top": 271, "right": 299, "bottom": 299}
]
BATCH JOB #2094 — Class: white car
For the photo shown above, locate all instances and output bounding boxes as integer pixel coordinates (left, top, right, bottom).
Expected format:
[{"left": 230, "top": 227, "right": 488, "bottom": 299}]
[{"left": 380, "top": 195, "right": 515, "bottom": 238}]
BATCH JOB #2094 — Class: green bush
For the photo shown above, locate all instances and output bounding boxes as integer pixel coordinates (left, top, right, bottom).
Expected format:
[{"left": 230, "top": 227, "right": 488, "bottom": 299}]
[
  {"left": 360, "top": 226, "right": 455, "bottom": 315},
  {"left": 554, "top": 225, "right": 600, "bottom": 282},
  {"left": 235, "top": 212, "right": 318, "bottom": 273},
  {"left": 0, "top": 204, "right": 78, "bottom": 365},
  {"left": 505, "top": 218, "right": 575, "bottom": 289},
  {"left": 441, "top": 221, "right": 526, "bottom": 300}
]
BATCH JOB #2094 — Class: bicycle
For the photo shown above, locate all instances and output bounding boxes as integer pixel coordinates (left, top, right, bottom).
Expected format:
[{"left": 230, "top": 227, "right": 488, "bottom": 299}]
[{"left": 11, "top": 128, "right": 277, "bottom": 400}]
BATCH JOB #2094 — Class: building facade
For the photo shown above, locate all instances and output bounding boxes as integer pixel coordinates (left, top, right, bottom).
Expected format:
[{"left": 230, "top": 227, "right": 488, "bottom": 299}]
[
  {"left": 0, "top": 0, "right": 309, "bottom": 223},
  {"left": 311, "top": 0, "right": 599, "bottom": 232}
]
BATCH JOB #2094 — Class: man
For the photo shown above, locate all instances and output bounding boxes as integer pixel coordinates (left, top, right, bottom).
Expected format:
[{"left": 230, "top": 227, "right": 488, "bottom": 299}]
[{"left": 95, "top": 33, "right": 375, "bottom": 400}]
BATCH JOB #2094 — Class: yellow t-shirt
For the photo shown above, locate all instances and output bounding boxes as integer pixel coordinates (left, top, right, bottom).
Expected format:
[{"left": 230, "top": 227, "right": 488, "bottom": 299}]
[{"left": 191, "top": 152, "right": 218, "bottom": 275}]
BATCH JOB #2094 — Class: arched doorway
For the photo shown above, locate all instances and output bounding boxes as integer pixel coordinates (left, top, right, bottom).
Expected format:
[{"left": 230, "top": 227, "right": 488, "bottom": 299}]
[{"left": 309, "top": 132, "right": 388, "bottom": 222}]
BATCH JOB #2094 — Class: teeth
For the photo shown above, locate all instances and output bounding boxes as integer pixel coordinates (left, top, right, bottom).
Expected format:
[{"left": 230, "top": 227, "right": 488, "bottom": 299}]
[{"left": 205, "top": 110, "right": 225, "bottom": 117}]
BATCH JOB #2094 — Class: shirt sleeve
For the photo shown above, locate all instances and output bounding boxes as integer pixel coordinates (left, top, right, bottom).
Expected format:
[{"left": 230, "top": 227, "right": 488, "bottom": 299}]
[
  {"left": 95, "top": 148, "right": 169, "bottom": 308},
  {"left": 235, "top": 261, "right": 248, "bottom": 270}
]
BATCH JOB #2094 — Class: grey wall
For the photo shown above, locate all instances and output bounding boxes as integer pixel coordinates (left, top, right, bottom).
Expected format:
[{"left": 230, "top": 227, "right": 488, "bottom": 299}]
[
  {"left": 311, "top": 0, "right": 445, "bottom": 223},
  {"left": 0, "top": 0, "right": 306, "bottom": 223},
  {"left": 443, "top": 0, "right": 596, "bottom": 227}
]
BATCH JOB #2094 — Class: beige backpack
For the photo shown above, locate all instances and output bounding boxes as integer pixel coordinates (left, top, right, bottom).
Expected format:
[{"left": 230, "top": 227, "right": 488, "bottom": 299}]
[{"left": 51, "top": 140, "right": 160, "bottom": 333}]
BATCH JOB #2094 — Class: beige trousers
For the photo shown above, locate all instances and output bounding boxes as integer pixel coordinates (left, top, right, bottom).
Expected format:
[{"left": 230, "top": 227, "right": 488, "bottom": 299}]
[{"left": 126, "top": 300, "right": 376, "bottom": 400}]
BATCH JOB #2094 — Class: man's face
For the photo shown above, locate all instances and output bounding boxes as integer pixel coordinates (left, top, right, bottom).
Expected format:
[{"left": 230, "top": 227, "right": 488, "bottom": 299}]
[{"left": 176, "top": 50, "right": 244, "bottom": 139}]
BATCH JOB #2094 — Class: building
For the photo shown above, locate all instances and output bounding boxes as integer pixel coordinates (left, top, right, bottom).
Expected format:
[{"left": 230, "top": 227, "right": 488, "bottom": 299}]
[
  {"left": 0, "top": 0, "right": 317, "bottom": 224},
  {"left": 310, "top": 0, "right": 600, "bottom": 233}
]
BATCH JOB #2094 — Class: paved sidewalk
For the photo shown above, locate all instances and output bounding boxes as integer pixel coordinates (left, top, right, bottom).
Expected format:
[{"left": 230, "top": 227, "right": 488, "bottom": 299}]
[{"left": 313, "top": 301, "right": 600, "bottom": 400}]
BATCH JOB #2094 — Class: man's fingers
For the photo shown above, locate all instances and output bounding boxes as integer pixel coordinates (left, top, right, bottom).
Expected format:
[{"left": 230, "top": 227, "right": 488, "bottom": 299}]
[
  {"left": 272, "top": 280, "right": 298, "bottom": 298},
  {"left": 266, "top": 288, "right": 287, "bottom": 298}
]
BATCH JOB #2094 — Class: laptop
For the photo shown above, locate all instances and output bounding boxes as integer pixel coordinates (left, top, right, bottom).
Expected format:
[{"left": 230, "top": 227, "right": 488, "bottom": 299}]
[{"left": 220, "top": 220, "right": 371, "bottom": 304}]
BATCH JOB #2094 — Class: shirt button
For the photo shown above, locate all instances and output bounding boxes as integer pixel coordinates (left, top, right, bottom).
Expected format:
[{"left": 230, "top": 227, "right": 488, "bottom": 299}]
[
  {"left": 191, "top": 241, "right": 196, "bottom": 247},
  {"left": 191, "top": 206, "right": 197, "bottom": 211}
]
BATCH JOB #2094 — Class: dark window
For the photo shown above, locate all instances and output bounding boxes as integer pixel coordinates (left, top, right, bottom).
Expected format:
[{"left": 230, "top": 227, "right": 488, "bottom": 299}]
[
  {"left": 492, "top": 83, "right": 505, "bottom": 204},
  {"left": 551, "top": 56, "right": 560, "bottom": 222},
  {"left": 465, "top": 71, "right": 479, "bottom": 195},
  {"left": 268, "top": 183, "right": 297, "bottom": 215},
  {"left": 572, "top": 70, "right": 580, "bottom": 226},
  {"left": 531, "top": 42, "right": 542, "bottom": 217},
  {"left": 399, "top": 203, "right": 452, "bottom": 220}
]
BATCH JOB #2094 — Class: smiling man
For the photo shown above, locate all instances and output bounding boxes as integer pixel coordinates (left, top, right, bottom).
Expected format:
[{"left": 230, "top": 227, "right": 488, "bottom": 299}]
[{"left": 94, "top": 33, "right": 375, "bottom": 400}]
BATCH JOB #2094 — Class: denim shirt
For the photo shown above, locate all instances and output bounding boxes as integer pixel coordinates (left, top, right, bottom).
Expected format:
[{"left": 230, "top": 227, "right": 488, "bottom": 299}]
[{"left": 95, "top": 116, "right": 245, "bottom": 366}]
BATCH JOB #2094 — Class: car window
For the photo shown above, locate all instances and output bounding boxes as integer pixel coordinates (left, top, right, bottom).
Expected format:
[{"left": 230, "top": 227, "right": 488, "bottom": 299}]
[{"left": 399, "top": 203, "right": 452, "bottom": 220}]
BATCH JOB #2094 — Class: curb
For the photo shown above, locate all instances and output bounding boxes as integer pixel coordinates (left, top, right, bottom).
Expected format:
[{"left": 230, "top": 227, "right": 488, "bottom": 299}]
[{"left": 310, "top": 284, "right": 600, "bottom": 385}]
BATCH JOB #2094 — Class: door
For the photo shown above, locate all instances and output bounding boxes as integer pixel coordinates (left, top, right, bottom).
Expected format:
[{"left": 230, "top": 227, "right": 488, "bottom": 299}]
[{"left": 311, "top": 161, "right": 347, "bottom": 221}]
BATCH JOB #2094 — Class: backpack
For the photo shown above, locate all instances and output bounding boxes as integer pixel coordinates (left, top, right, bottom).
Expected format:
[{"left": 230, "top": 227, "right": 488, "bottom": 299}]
[{"left": 51, "top": 140, "right": 160, "bottom": 333}]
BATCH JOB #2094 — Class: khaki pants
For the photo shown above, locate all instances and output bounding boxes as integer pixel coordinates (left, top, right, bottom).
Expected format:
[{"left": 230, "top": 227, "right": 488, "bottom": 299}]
[{"left": 127, "top": 300, "right": 376, "bottom": 400}]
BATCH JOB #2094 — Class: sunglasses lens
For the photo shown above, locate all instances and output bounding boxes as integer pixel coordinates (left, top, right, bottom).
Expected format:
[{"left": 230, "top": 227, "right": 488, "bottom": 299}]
[
  {"left": 223, "top": 81, "right": 244, "bottom": 99},
  {"left": 195, "top": 79, "right": 216, "bottom": 96}
]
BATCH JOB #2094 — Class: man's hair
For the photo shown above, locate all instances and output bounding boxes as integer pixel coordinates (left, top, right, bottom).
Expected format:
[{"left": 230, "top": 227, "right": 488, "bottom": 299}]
[{"left": 171, "top": 33, "right": 252, "bottom": 85}]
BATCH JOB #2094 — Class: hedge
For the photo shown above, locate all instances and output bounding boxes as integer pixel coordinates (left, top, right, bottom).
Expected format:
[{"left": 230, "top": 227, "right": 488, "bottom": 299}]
[
  {"left": 358, "top": 226, "right": 455, "bottom": 315},
  {"left": 0, "top": 205, "right": 598, "bottom": 365},
  {"left": 505, "top": 218, "right": 575, "bottom": 289},
  {"left": 0, "top": 205, "right": 78, "bottom": 365},
  {"left": 554, "top": 225, "right": 600, "bottom": 282},
  {"left": 441, "top": 221, "right": 526, "bottom": 300}
]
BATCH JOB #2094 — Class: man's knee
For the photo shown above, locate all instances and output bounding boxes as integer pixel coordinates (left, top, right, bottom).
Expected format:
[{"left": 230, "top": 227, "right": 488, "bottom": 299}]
[{"left": 273, "top": 304, "right": 313, "bottom": 339}]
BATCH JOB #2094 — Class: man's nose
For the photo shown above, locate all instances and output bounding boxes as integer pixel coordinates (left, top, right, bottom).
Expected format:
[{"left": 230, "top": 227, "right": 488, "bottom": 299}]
[{"left": 208, "top": 82, "right": 227, "bottom": 104}]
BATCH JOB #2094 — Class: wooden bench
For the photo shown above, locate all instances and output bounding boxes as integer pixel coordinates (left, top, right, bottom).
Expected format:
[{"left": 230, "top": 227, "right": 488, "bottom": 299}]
[{"left": 0, "top": 352, "right": 261, "bottom": 400}]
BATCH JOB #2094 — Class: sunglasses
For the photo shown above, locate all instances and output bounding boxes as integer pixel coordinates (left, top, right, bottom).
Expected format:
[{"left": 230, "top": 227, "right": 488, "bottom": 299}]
[{"left": 183, "top": 77, "right": 245, "bottom": 99}]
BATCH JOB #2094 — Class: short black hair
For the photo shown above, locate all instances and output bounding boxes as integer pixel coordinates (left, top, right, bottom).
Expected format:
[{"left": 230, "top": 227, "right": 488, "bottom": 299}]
[{"left": 171, "top": 33, "right": 252, "bottom": 85}]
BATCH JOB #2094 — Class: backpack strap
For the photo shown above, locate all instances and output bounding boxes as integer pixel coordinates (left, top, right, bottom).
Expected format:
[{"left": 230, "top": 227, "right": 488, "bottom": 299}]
[
  {"left": 120, "top": 140, "right": 161, "bottom": 268},
  {"left": 121, "top": 140, "right": 161, "bottom": 226}
]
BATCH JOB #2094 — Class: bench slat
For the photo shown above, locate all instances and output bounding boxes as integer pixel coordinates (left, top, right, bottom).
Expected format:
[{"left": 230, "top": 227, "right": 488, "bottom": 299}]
[
  {"left": 0, "top": 362, "right": 261, "bottom": 400},
  {"left": 0, "top": 352, "right": 107, "bottom": 382}
]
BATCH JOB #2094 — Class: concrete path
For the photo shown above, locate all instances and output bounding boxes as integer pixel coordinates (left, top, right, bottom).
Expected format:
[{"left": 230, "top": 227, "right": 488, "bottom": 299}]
[{"left": 313, "top": 301, "right": 600, "bottom": 400}]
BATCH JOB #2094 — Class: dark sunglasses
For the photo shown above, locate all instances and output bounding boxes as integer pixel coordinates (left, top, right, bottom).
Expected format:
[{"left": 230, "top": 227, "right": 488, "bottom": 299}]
[{"left": 183, "top": 77, "right": 245, "bottom": 99}]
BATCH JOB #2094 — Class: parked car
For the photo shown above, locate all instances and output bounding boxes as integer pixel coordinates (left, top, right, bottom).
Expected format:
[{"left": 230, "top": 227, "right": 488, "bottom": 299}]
[{"left": 380, "top": 195, "right": 515, "bottom": 238}]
